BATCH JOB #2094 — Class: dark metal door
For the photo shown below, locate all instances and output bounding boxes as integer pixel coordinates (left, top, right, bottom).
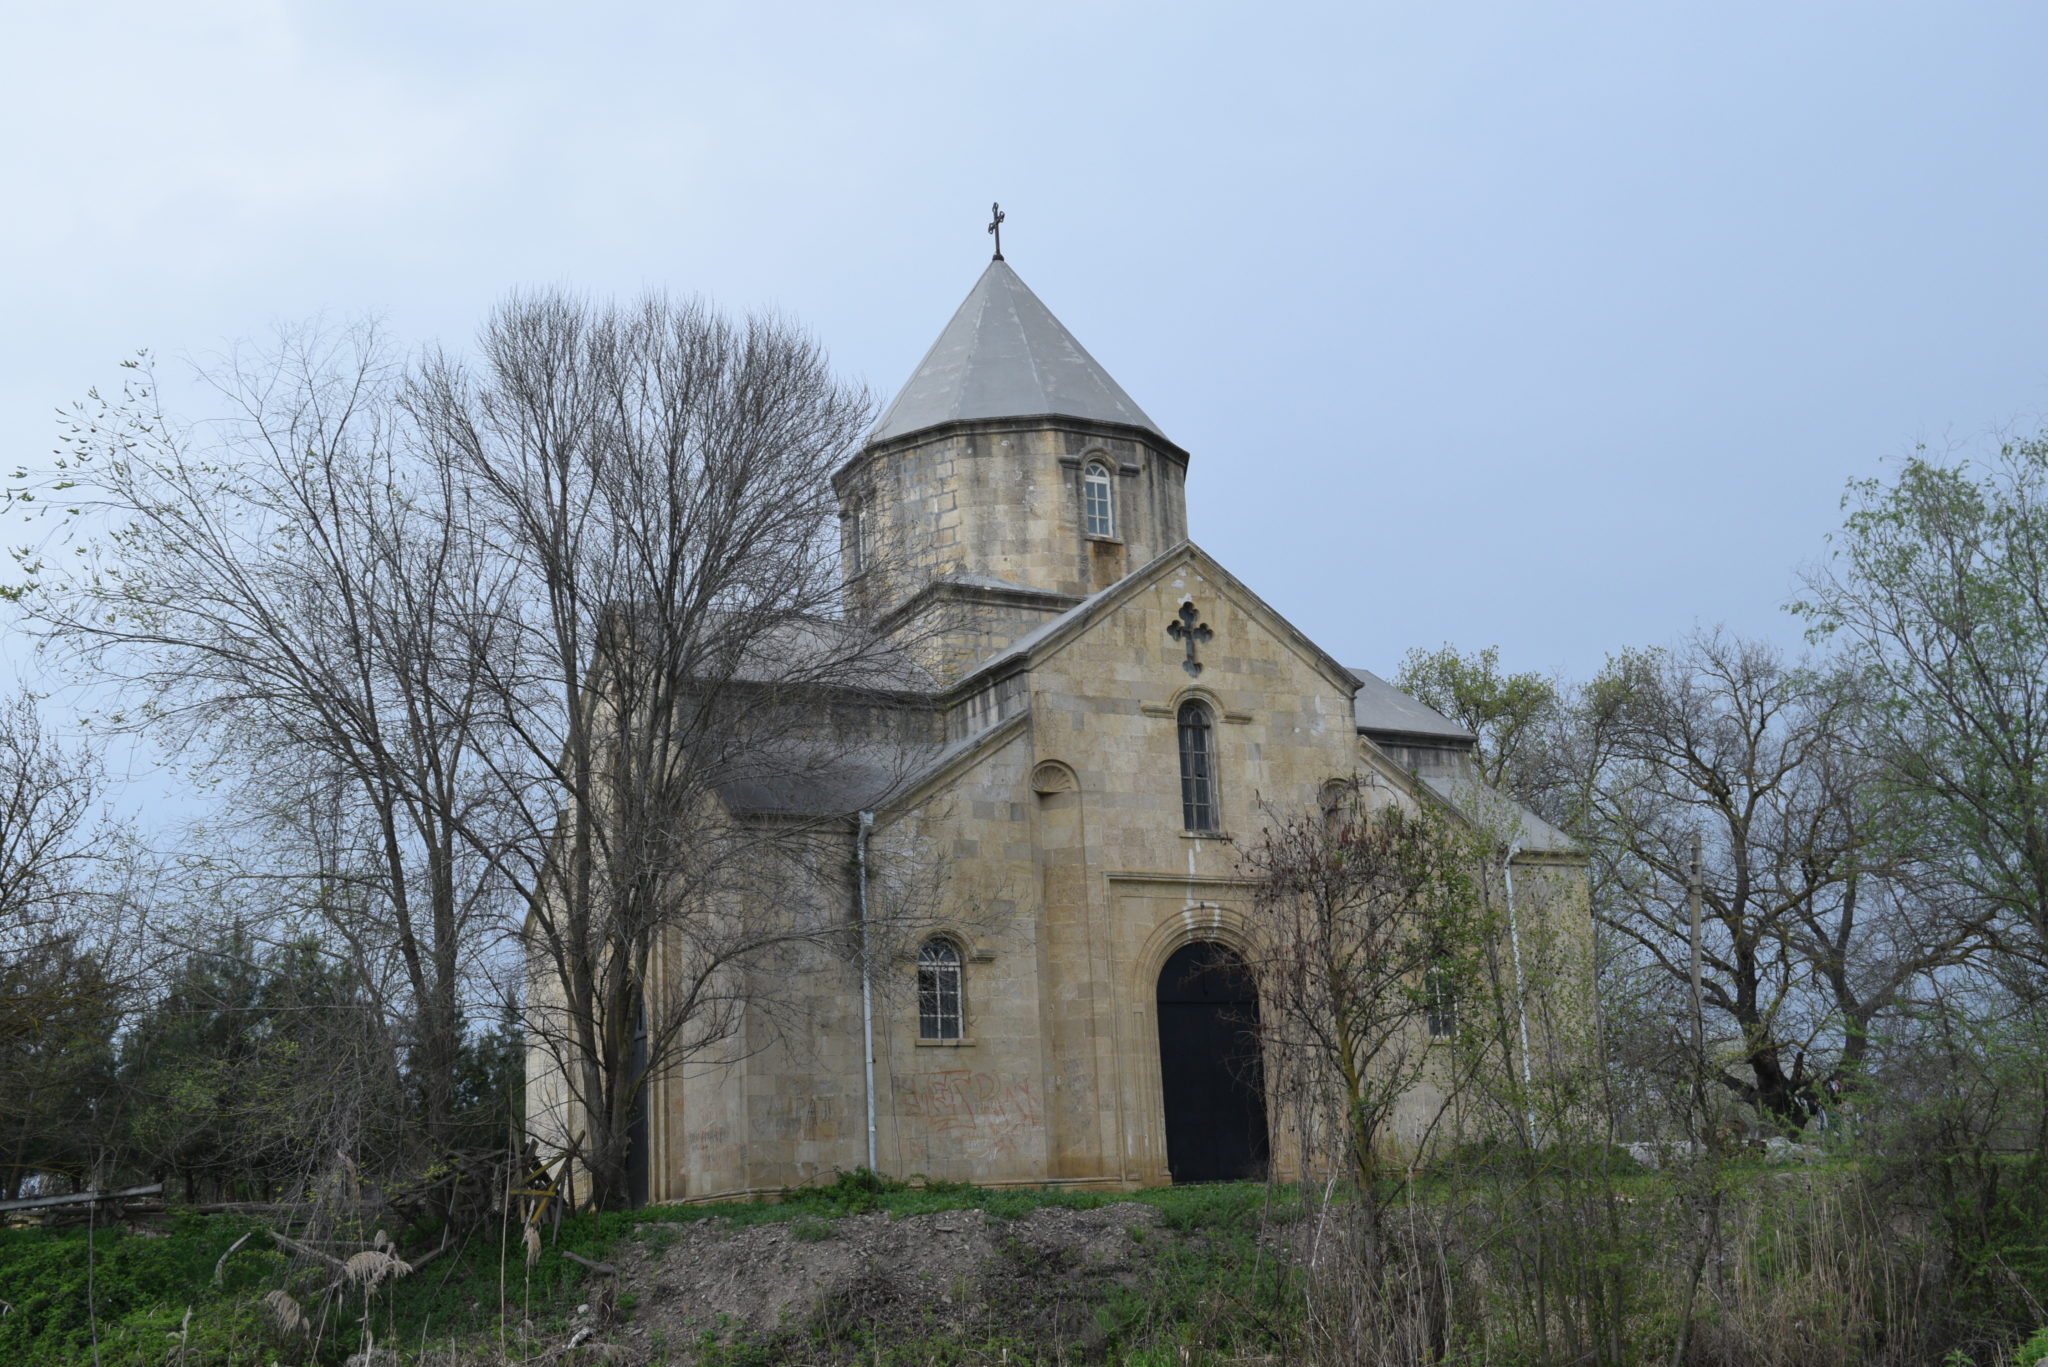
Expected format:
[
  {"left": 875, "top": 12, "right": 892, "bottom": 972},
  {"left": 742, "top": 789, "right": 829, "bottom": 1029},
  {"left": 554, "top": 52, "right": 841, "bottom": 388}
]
[{"left": 1156, "top": 941, "right": 1269, "bottom": 1183}]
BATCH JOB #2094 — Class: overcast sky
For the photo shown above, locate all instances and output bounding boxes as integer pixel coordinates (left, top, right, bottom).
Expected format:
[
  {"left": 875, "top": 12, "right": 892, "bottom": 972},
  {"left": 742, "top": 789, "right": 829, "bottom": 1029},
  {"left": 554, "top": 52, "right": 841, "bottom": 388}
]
[{"left": 7, "top": 1, "right": 2048, "bottom": 718}]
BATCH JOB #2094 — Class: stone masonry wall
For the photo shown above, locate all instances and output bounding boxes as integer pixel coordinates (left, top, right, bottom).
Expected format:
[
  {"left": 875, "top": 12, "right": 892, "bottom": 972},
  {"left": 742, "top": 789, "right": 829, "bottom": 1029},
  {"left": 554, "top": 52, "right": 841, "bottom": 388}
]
[{"left": 838, "top": 421, "right": 1189, "bottom": 630}]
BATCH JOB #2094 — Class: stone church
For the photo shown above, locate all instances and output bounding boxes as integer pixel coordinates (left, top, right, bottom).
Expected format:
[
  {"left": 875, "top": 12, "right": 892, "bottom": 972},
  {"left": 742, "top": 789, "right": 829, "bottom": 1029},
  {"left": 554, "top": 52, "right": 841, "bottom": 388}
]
[{"left": 530, "top": 248, "right": 1584, "bottom": 1204}]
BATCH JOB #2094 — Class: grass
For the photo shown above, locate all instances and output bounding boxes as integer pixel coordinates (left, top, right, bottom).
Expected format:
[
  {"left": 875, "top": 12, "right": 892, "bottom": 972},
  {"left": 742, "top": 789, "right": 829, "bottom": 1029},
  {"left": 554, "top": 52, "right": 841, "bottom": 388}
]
[
  {"left": 5, "top": 1163, "right": 2043, "bottom": 1365},
  {"left": 0, "top": 1172, "right": 1305, "bottom": 1365},
  {"left": 622, "top": 1167, "right": 1298, "bottom": 1230},
  {"left": 0, "top": 1214, "right": 280, "bottom": 1365}
]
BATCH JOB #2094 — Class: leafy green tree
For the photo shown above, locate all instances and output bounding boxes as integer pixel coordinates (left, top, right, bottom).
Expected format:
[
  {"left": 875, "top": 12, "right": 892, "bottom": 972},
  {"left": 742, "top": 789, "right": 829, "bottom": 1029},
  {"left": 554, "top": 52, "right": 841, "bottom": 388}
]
[
  {"left": 0, "top": 935, "right": 119, "bottom": 1198},
  {"left": 0, "top": 691, "right": 130, "bottom": 1197},
  {"left": 118, "top": 931, "right": 398, "bottom": 1200},
  {"left": 1795, "top": 437, "right": 2048, "bottom": 984},
  {"left": 1394, "top": 644, "right": 1560, "bottom": 802},
  {"left": 443, "top": 1005, "right": 523, "bottom": 1151}
]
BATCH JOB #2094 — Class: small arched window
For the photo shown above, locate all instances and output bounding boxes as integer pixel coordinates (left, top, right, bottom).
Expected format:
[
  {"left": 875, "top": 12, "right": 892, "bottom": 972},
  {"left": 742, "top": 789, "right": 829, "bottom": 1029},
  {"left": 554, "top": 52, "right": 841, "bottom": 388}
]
[
  {"left": 918, "top": 939, "right": 964, "bottom": 1040},
  {"left": 1083, "top": 460, "right": 1115, "bottom": 538},
  {"left": 1177, "top": 700, "right": 1218, "bottom": 832},
  {"left": 845, "top": 499, "right": 870, "bottom": 578}
]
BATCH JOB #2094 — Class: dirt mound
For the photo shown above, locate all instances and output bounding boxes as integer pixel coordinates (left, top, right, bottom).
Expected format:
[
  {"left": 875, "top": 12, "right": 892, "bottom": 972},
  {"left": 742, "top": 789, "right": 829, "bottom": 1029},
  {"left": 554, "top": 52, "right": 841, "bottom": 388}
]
[{"left": 614, "top": 1202, "right": 1165, "bottom": 1361}]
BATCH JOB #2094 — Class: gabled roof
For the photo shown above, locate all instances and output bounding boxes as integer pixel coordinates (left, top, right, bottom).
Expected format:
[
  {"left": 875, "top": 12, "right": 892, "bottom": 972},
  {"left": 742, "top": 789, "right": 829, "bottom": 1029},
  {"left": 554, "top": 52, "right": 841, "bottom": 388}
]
[
  {"left": 715, "top": 712, "right": 1030, "bottom": 819},
  {"left": 1347, "top": 668, "right": 1474, "bottom": 744},
  {"left": 869, "top": 260, "right": 1170, "bottom": 448},
  {"left": 1419, "top": 773, "right": 1579, "bottom": 857},
  {"left": 714, "top": 737, "right": 937, "bottom": 817},
  {"left": 731, "top": 614, "right": 938, "bottom": 695},
  {"left": 954, "top": 541, "right": 1362, "bottom": 699}
]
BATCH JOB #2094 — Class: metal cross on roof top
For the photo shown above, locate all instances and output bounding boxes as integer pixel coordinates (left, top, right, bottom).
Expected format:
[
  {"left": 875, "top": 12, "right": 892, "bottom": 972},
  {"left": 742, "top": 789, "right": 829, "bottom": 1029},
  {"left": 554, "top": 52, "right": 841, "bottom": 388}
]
[
  {"left": 987, "top": 202, "right": 1005, "bottom": 261},
  {"left": 1167, "top": 601, "right": 1212, "bottom": 678}
]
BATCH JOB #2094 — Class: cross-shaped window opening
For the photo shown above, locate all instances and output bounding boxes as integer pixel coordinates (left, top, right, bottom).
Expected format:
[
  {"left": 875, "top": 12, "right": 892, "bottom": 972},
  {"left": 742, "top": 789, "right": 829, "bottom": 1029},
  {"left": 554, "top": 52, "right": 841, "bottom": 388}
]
[{"left": 1167, "top": 602, "right": 1213, "bottom": 678}]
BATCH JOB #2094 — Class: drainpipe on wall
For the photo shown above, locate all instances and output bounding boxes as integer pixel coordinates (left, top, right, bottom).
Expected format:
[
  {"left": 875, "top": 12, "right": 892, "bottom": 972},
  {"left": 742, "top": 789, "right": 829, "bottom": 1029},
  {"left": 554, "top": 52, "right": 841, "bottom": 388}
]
[
  {"left": 1503, "top": 842, "right": 1538, "bottom": 1145},
  {"left": 857, "top": 811, "right": 878, "bottom": 1174}
]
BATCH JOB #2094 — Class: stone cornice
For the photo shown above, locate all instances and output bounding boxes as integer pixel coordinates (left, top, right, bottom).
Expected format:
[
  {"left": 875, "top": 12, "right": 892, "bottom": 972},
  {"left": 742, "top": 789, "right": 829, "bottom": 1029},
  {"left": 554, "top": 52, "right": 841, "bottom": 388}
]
[
  {"left": 876, "top": 575, "right": 1083, "bottom": 641},
  {"left": 833, "top": 414, "right": 1190, "bottom": 492}
]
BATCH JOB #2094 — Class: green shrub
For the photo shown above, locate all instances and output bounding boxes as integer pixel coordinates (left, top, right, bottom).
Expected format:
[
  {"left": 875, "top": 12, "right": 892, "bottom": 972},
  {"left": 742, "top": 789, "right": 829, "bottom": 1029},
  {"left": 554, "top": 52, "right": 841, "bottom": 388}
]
[
  {"left": 0, "top": 1216, "right": 279, "bottom": 1366},
  {"left": 1438, "top": 1137, "right": 1646, "bottom": 1179}
]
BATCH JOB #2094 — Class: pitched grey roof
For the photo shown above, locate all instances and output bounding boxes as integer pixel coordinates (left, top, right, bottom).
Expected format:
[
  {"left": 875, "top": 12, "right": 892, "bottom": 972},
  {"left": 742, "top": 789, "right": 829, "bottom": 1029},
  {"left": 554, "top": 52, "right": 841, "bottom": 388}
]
[
  {"left": 715, "top": 737, "right": 940, "bottom": 816},
  {"left": 715, "top": 713, "right": 1025, "bottom": 817},
  {"left": 726, "top": 615, "right": 938, "bottom": 695},
  {"left": 870, "top": 260, "right": 1168, "bottom": 447},
  {"left": 1348, "top": 668, "right": 1474, "bottom": 743},
  {"left": 1419, "top": 774, "right": 1578, "bottom": 856}
]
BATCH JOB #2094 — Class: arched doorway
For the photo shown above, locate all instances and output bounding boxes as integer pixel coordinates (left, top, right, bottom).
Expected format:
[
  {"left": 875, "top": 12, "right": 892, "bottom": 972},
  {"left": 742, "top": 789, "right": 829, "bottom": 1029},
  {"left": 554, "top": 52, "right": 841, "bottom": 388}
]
[{"left": 1156, "top": 941, "right": 1269, "bottom": 1183}]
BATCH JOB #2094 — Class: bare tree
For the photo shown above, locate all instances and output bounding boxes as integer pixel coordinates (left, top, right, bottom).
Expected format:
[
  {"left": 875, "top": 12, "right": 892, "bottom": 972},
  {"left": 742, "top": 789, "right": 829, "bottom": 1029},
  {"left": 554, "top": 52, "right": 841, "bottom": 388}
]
[
  {"left": 13, "top": 328, "right": 510, "bottom": 1163},
  {"left": 406, "top": 291, "right": 914, "bottom": 1209},
  {"left": 1239, "top": 782, "right": 1491, "bottom": 1195},
  {"left": 1576, "top": 632, "right": 1981, "bottom": 1127},
  {"left": 19, "top": 293, "right": 929, "bottom": 1211},
  {"left": 0, "top": 692, "right": 133, "bottom": 1195},
  {"left": 0, "top": 692, "right": 106, "bottom": 949}
]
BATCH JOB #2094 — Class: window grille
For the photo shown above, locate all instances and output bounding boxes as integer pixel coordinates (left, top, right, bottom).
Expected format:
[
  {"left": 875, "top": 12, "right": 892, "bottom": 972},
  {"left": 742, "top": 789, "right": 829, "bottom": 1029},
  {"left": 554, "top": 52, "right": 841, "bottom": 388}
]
[
  {"left": 1425, "top": 966, "right": 1458, "bottom": 1040},
  {"left": 918, "top": 939, "right": 963, "bottom": 1040},
  {"left": 1177, "top": 701, "right": 1218, "bottom": 831},
  {"left": 1083, "top": 461, "right": 1115, "bottom": 538}
]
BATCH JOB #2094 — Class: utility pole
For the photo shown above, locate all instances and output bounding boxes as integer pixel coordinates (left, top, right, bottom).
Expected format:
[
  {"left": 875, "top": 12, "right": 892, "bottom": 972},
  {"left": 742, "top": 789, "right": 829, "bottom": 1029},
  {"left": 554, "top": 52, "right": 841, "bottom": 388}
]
[
  {"left": 1689, "top": 830, "right": 1705, "bottom": 1071},
  {"left": 1669, "top": 829, "right": 1715, "bottom": 1367},
  {"left": 858, "top": 811, "right": 878, "bottom": 1174}
]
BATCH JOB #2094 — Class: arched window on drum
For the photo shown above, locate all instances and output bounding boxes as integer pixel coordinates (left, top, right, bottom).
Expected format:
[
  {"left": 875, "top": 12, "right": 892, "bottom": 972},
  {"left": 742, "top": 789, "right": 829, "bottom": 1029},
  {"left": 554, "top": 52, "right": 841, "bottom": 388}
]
[{"left": 1083, "top": 460, "right": 1115, "bottom": 538}]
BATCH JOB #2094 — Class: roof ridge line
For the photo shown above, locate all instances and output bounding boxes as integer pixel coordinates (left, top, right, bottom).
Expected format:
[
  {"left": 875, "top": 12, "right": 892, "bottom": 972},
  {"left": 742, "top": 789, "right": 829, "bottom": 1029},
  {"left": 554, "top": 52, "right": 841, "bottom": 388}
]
[{"left": 867, "top": 259, "right": 1169, "bottom": 449}]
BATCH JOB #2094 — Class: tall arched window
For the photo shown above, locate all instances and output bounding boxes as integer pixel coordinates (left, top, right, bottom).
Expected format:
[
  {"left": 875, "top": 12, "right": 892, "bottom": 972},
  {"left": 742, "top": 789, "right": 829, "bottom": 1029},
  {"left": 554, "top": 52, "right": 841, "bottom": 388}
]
[
  {"left": 918, "top": 939, "right": 964, "bottom": 1040},
  {"left": 1177, "top": 700, "right": 1218, "bottom": 831},
  {"left": 1083, "top": 460, "right": 1115, "bottom": 538}
]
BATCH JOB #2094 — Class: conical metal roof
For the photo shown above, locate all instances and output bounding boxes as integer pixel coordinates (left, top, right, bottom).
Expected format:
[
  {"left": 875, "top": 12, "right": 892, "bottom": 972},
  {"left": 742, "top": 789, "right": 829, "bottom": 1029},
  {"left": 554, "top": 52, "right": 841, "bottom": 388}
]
[{"left": 869, "top": 259, "right": 1168, "bottom": 447}]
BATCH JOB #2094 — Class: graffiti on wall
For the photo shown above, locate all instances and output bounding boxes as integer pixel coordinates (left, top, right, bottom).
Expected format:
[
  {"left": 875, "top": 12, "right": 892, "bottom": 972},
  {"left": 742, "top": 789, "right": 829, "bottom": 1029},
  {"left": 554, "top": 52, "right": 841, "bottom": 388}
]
[
  {"left": 762, "top": 1093, "right": 847, "bottom": 1143},
  {"left": 899, "top": 1070, "right": 1041, "bottom": 1142}
]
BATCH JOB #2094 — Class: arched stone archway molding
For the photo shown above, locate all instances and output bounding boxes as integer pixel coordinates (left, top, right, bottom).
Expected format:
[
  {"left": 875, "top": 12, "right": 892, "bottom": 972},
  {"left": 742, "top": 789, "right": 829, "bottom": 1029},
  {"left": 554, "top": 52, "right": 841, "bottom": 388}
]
[
  {"left": 1107, "top": 887, "right": 1267, "bottom": 1184},
  {"left": 1130, "top": 898, "right": 1255, "bottom": 989},
  {"left": 898, "top": 923, "right": 997, "bottom": 969},
  {"left": 1140, "top": 683, "right": 1251, "bottom": 725}
]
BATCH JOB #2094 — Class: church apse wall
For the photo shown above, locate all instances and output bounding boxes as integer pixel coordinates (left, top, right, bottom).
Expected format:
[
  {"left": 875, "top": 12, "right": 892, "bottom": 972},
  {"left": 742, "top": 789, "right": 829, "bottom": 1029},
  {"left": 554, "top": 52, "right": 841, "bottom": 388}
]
[{"left": 865, "top": 731, "right": 1054, "bottom": 1185}]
